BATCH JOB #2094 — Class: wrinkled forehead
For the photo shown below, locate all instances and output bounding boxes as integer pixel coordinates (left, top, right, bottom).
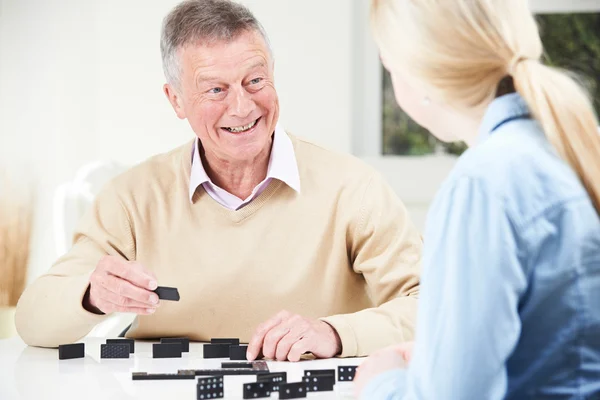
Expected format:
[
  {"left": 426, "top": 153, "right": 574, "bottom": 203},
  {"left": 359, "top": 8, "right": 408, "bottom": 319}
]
[{"left": 179, "top": 30, "right": 272, "bottom": 77}]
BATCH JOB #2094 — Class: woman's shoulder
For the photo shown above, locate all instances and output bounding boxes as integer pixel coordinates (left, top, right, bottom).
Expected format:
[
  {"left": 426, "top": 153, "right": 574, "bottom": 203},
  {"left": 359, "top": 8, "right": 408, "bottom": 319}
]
[{"left": 441, "top": 118, "right": 589, "bottom": 225}]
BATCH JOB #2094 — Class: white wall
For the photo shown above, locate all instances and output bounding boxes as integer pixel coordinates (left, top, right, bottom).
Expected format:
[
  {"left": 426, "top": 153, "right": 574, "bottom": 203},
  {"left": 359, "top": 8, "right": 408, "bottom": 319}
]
[{"left": 0, "top": 0, "right": 356, "bottom": 281}]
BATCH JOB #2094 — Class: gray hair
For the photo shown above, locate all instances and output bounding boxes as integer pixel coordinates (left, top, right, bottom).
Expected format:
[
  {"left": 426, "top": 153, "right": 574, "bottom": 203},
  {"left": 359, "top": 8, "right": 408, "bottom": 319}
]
[{"left": 160, "top": 0, "right": 272, "bottom": 90}]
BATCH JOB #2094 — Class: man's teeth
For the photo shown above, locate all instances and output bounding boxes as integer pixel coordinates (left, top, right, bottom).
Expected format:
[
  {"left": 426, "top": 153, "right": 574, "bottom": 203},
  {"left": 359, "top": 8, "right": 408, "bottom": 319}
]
[{"left": 226, "top": 119, "right": 257, "bottom": 133}]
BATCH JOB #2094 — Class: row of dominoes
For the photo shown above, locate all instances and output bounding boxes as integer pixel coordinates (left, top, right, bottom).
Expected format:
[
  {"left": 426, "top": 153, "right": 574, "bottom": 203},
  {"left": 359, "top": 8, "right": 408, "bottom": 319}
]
[
  {"left": 243, "top": 372, "right": 296, "bottom": 399},
  {"left": 197, "top": 368, "right": 357, "bottom": 400},
  {"left": 57, "top": 337, "right": 248, "bottom": 360},
  {"left": 131, "top": 362, "right": 356, "bottom": 382},
  {"left": 133, "top": 360, "right": 270, "bottom": 380},
  {"left": 151, "top": 338, "right": 251, "bottom": 360},
  {"left": 202, "top": 338, "right": 248, "bottom": 360},
  {"left": 242, "top": 366, "right": 357, "bottom": 399},
  {"left": 58, "top": 339, "right": 136, "bottom": 360},
  {"left": 100, "top": 338, "right": 190, "bottom": 359},
  {"left": 131, "top": 362, "right": 357, "bottom": 398}
]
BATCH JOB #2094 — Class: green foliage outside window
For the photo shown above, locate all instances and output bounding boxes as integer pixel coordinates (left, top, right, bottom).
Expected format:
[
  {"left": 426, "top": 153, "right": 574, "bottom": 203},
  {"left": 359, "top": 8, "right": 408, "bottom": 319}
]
[{"left": 382, "top": 12, "right": 600, "bottom": 156}]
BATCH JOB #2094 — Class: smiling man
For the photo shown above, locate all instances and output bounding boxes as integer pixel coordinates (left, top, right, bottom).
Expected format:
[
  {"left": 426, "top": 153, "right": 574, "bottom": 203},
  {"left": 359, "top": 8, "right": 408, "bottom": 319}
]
[{"left": 16, "top": 0, "right": 422, "bottom": 361}]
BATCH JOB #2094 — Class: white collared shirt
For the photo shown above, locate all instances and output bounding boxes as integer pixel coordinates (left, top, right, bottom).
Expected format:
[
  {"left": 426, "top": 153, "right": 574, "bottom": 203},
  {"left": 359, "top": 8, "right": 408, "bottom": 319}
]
[{"left": 188, "top": 124, "right": 301, "bottom": 210}]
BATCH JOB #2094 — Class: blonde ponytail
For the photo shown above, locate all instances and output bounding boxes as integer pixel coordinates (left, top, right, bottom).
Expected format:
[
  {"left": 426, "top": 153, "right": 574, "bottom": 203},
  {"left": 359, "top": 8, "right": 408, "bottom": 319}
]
[{"left": 512, "top": 60, "right": 600, "bottom": 214}]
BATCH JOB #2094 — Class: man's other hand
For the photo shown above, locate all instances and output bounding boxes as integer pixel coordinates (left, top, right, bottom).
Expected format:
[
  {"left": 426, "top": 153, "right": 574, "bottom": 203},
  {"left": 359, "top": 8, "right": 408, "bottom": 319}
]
[{"left": 246, "top": 310, "right": 342, "bottom": 362}]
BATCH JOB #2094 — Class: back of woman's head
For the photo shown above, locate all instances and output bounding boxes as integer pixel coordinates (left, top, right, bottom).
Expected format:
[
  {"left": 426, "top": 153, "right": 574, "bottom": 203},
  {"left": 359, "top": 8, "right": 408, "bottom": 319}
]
[{"left": 370, "top": 0, "right": 600, "bottom": 215}]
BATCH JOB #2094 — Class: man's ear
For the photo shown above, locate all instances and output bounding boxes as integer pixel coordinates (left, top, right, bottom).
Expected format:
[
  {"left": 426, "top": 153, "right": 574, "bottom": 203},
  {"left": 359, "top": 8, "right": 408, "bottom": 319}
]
[{"left": 163, "top": 83, "right": 186, "bottom": 120}]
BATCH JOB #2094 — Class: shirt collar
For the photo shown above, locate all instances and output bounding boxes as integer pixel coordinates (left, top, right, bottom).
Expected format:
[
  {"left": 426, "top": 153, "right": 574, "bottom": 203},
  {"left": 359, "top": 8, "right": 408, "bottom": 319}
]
[
  {"left": 478, "top": 92, "right": 530, "bottom": 144},
  {"left": 188, "top": 123, "right": 301, "bottom": 202}
]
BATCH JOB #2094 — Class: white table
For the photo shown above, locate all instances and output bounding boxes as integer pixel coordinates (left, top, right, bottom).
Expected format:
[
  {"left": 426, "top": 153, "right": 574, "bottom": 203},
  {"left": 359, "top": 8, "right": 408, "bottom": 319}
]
[{"left": 0, "top": 336, "right": 362, "bottom": 399}]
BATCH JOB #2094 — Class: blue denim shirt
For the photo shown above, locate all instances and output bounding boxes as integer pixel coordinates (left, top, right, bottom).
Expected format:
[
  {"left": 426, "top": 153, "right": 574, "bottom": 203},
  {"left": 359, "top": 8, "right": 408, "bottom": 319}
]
[{"left": 362, "top": 93, "right": 600, "bottom": 399}]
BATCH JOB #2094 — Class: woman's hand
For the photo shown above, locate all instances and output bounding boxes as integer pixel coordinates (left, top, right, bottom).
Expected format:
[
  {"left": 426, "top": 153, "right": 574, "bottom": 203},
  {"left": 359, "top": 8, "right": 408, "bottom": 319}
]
[{"left": 354, "top": 342, "right": 415, "bottom": 398}]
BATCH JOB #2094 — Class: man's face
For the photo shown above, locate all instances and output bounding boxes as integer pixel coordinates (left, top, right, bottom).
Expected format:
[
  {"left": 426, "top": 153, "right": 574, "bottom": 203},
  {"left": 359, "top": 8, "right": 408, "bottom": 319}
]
[{"left": 165, "top": 30, "right": 278, "bottom": 163}]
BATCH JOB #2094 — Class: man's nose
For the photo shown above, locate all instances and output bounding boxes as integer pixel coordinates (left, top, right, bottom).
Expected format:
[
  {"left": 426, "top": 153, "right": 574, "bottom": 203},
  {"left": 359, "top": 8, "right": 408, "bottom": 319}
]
[{"left": 229, "top": 87, "right": 254, "bottom": 119}]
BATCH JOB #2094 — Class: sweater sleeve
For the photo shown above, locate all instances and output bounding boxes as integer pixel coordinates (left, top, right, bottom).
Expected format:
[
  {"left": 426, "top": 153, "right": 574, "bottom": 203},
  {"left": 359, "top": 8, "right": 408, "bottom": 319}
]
[
  {"left": 321, "top": 172, "right": 421, "bottom": 357},
  {"left": 15, "top": 182, "right": 136, "bottom": 347}
]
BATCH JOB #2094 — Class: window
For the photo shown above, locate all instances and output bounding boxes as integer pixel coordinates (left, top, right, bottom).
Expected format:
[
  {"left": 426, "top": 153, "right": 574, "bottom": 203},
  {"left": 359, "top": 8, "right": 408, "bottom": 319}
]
[{"left": 381, "top": 11, "right": 600, "bottom": 156}]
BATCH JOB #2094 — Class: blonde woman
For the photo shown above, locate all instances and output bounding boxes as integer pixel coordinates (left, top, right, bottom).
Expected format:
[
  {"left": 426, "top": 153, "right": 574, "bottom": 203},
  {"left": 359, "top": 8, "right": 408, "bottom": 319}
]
[{"left": 355, "top": 0, "right": 600, "bottom": 399}]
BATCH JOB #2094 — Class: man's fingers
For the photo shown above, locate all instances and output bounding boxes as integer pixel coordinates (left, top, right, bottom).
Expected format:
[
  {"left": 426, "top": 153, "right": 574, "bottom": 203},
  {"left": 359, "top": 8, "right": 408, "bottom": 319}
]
[
  {"left": 143, "top": 265, "right": 158, "bottom": 281},
  {"left": 262, "top": 323, "right": 295, "bottom": 360},
  {"left": 92, "top": 286, "right": 156, "bottom": 315},
  {"left": 98, "top": 274, "right": 159, "bottom": 306},
  {"left": 247, "top": 323, "right": 275, "bottom": 361},
  {"left": 131, "top": 262, "right": 159, "bottom": 289},
  {"left": 287, "top": 337, "right": 311, "bottom": 362},
  {"left": 256, "top": 322, "right": 288, "bottom": 360},
  {"left": 99, "top": 301, "right": 156, "bottom": 315},
  {"left": 101, "top": 257, "right": 157, "bottom": 290},
  {"left": 96, "top": 285, "right": 158, "bottom": 311},
  {"left": 275, "top": 329, "right": 305, "bottom": 361},
  {"left": 275, "top": 320, "right": 307, "bottom": 361},
  {"left": 247, "top": 311, "right": 291, "bottom": 361}
]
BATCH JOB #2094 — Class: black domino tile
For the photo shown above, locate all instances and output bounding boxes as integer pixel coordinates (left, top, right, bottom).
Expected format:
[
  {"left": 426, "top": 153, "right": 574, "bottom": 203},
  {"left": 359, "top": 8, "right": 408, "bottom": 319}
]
[
  {"left": 210, "top": 338, "right": 240, "bottom": 346},
  {"left": 337, "top": 365, "right": 358, "bottom": 381},
  {"left": 197, "top": 376, "right": 224, "bottom": 399},
  {"left": 203, "top": 343, "right": 230, "bottom": 358},
  {"left": 256, "top": 372, "right": 286, "bottom": 392},
  {"left": 160, "top": 337, "right": 189, "bottom": 352},
  {"left": 180, "top": 360, "right": 270, "bottom": 377},
  {"left": 101, "top": 343, "right": 130, "bottom": 359},
  {"left": 222, "top": 362, "right": 253, "bottom": 369},
  {"left": 303, "top": 375, "right": 335, "bottom": 392},
  {"left": 257, "top": 372, "right": 287, "bottom": 384},
  {"left": 279, "top": 382, "right": 307, "bottom": 399},
  {"left": 153, "top": 286, "right": 180, "bottom": 301},
  {"left": 58, "top": 343, "right": 85, "bottom": 360},
  {"left": 197, "top": 376, "right": 224, "bottom": 387},
  {"left": 132, "top": 370, "right": 196, "bottom": 380},
  {"left": 229, "top": 345, "right": 248, "bottom": 360},
  {"left": 303, "top": 369, "right": 335, "bottom": 379},
  {"left": 152, "top": 342, "right": 182, "bottom": 358},
  {"left": 106, "top": 338, "right": 135, "bottom": 353},
  {"left": 243, "top": 381, "right": 273, "bottom": 399}
]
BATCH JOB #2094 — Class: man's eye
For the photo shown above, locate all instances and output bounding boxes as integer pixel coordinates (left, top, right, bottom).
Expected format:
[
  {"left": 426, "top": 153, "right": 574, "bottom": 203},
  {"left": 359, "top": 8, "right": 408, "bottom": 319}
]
[
  {"left": 250, "top": 78, "right": 262, "bottom": 85},
  {"left": 209, "top": 87, "right": 222, "bottom": 94}
]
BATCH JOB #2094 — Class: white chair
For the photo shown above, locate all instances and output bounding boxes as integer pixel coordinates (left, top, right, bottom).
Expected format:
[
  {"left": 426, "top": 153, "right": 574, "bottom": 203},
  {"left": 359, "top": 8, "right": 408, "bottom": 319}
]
[
  {"left": 53, "top": 161, "right": 134, "bottom": 337},
  {"left": 53, "top": 161, "right": 125, "bottom": 257}
]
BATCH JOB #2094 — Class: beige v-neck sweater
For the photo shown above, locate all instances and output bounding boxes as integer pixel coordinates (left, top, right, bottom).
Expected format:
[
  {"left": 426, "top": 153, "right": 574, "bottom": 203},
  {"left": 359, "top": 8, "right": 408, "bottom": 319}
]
[{"left": 15, "top": 135, "right": 422, "bottom": 357}]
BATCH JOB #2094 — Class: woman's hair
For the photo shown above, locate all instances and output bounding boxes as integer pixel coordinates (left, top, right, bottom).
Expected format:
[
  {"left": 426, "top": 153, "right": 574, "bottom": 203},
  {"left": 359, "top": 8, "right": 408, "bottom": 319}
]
[{"left": 370, "top": 0, "right": 600, "bottom": 215}]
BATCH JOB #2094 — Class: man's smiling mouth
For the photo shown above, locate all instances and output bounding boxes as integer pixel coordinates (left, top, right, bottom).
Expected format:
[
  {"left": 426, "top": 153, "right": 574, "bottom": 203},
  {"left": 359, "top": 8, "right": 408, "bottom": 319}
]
[{"left": 223, "top": 117, "right": 260, "bottom": 133}]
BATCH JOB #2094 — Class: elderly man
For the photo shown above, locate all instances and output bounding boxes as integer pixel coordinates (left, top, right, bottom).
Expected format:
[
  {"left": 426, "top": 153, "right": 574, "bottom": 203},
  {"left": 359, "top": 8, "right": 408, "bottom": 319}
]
[{"left": 15, "top": 0, "right": 421, "bottom": 361}]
